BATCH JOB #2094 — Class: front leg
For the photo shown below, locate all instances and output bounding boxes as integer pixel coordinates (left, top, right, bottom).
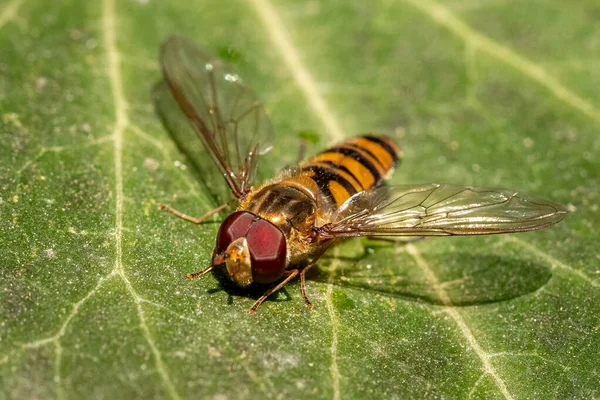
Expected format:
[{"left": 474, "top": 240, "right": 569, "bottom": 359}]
[
  {"left": 249, "top": 269, "right": 300, "bottom": 313},
  {"left": 157, "top": 200, "right": 233, "bottom": 224}
]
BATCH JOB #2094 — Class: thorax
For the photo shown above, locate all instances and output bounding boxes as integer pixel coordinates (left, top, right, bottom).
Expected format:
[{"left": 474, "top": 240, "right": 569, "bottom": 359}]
[
  {"left": 241, "top": 178, "right": 321, "bottom": 234},
  {"left": 239, "top": 176, "right": 332, "bottom": 265}
]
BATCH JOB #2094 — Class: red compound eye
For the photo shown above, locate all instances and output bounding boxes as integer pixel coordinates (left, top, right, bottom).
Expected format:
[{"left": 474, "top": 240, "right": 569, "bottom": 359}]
[
  {"left": 215, "top": 212, "right": 287, "bottom": 284},
  {"left": 246, "top": 219, "right": 287, "bottom": 284},
  {"left": 215, "top": 211, "right": 255, "bottom": 254}
]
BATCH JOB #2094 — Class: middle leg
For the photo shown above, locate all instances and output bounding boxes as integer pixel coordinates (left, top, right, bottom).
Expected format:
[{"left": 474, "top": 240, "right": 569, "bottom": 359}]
[{"left": 249, "top": 269, "right": 300, "bottom": 313}]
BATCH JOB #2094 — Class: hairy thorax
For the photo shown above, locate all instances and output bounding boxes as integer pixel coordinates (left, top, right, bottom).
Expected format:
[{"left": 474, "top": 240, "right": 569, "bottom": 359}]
[{"left": 240, "top": 178, "right": 325, "bottom": 266}]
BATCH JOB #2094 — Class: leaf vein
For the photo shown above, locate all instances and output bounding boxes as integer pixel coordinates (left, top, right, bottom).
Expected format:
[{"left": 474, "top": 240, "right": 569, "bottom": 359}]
[
  {"left": 503, "top": 236, "right": 599, "bottom": 288},
  {"left": 0, "top": 0, "right": 24, "bottom": 29},
  {"left": 248, "top": 0, "right": 345, "bottom": 141},
  {"left": 102, "top": 0, "right": 180, "bottom": 398},
  {"left": 488, "top": 352, "right": 570, "bottom": 372},
  {"left": 406, "top": 244, "right": 514, "bottom": 400},
  {"left": 404, "top": 0, "right": 600, "bottom": 122},
  {"left": 139, "top": 298, "right": 198, "bottom": 324},
  {"left": 20, "top": 273, "right": 113, "bottom": 398},
  {"left": 326, "top": 248, "right": 342, "bottom": 400},
  {"left": 467, "top": 372, "right": 489, "bottom": 399}
]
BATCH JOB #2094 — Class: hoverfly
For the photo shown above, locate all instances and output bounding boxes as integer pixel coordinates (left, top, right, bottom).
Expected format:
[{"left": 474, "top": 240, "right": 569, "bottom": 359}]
[{"left": 154, "top": 36, "right": 567, "bottom": 313}]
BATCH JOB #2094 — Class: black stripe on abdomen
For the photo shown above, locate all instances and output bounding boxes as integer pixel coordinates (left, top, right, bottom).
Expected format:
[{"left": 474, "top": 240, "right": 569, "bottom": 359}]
[
  {"left": 301, "top": 165, "right": 358, "bottom": 201},
  {"left": 361, "top": 135, "right": 399, "bottom": 163},
  {"left": 320, "top": 160, "right": 366, "bottom": 190},
  {"left": 325, "top": 146, "right": 382, "bottom": 182}
]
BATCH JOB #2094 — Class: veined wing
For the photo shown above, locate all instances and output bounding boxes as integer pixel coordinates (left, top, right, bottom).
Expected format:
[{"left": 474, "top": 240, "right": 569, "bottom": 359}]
[
  {"left": 320, "top": 184, "right": 567, "bottom": 237},
  {"left": 158, "top": 35, "right": 273, "bottom": 199}
]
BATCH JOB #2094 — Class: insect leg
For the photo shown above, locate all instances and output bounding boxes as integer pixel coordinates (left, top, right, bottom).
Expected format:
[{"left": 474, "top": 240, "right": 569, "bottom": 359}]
[
  {"left": 249, "top": 269, "right": 300, "bottom": 314},
  {"left": 186, "top": 253, "right": 227, "bottom": 280},
  {"left": 300, "top": 240, "right": 337, "bottom": 309},
  {"left": 157, "top": 200, "right": 233, "bottom": 224},
  {"left": 300, "top": 265, "right": 314, "bottom": 309},
  {"left": 186, "top": 265, "right": 214, "bottom": 280}
]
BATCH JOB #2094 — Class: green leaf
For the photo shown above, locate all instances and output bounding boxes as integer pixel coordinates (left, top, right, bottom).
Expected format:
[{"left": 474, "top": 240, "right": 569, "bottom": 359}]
[{"left": 1, "top": 0, "right": 598, "bottom": 399}]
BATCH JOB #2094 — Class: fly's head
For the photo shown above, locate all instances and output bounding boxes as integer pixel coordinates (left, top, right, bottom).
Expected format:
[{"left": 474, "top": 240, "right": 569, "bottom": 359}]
[{"left": 213, "top": 211, "right": 287, "bottom": 287}]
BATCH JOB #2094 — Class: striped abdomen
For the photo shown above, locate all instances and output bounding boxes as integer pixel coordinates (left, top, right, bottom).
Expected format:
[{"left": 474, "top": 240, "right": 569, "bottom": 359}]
[{"left": 298, "top": 135, "right": 400, "bottom": 209}]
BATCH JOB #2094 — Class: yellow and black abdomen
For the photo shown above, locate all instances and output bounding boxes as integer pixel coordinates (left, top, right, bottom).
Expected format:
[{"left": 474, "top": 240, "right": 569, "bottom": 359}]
[{"left": 299, "top": 135, "right": 401, "bottom": 209}]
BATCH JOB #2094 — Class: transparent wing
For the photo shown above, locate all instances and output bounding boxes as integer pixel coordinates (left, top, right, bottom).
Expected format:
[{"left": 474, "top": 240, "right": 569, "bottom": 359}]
[
  {"left": 157, "top": 35, "right": 274, "bottom": 199},
  {"left": 152, "top": 81, "right": 231, "bottom": 204},
  {"left": 321, "top": 184, "right": 567, "bottom": 238}
]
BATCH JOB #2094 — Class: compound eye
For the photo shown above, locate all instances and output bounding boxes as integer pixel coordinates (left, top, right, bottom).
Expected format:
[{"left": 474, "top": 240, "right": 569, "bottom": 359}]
[
  {"left": 246, "top": 219, "right": 287, "bottom": 284},
  {"left": 215, "top": 211, "right": 255, "bottom": 254}
]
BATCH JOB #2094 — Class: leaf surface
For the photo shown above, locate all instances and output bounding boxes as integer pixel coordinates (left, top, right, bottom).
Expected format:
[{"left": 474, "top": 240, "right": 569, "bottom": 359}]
[{"left": 1, "top": 0, "right": 598, "bottom": 399}]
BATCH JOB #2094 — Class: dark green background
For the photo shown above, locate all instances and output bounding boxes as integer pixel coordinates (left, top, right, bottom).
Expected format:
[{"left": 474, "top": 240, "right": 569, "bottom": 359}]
[{"left": 1, "top": 0, "right": 598, "bottom": 398}]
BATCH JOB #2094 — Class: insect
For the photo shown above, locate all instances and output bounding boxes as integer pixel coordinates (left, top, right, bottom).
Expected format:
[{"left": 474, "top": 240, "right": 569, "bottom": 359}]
[{"left": 154, "top": 36, "right": 567, "bottom": 313}]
